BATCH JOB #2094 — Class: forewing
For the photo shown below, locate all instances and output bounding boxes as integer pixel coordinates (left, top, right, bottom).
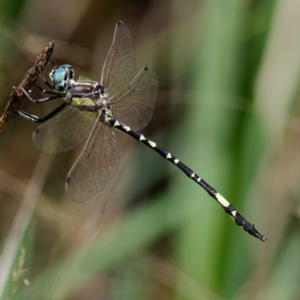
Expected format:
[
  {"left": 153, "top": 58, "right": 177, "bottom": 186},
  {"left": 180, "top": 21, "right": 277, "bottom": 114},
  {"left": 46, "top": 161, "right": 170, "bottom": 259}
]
[
  {"left": 101, "top": 21, "right": 135, "bottom": 97},
  {"left": 66, "top": 118, "right": 120, "bottom": 202},
  {"left": 33, "top": 106, "right": 95, "bottom": 154},
  {"left": 111, "top": 67, "right": 158, "bottom": 131}
]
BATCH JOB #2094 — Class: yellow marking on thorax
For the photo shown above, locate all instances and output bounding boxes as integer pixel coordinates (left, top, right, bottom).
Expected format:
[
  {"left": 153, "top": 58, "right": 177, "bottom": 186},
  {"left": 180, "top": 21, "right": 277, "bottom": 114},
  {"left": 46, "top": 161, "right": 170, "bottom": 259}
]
[
  {"left": 72, "top": 97, "right": 98, "bottom": 119},
  {"left": 72, "top": 97, "right": 95, "bottom": 106}
]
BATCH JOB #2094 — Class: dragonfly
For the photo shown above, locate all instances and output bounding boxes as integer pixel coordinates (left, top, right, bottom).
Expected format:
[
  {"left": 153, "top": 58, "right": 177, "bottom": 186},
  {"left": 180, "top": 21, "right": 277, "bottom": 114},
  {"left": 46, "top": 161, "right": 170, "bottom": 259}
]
[{"left": 17, "top": 21, "right": 266, "bottom": 242}]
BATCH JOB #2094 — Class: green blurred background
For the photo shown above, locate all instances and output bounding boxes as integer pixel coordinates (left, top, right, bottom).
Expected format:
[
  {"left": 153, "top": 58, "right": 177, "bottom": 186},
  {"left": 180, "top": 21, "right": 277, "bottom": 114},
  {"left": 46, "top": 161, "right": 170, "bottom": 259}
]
[{"left": 0, "top": 0, "right": 300, "bottom": 299}]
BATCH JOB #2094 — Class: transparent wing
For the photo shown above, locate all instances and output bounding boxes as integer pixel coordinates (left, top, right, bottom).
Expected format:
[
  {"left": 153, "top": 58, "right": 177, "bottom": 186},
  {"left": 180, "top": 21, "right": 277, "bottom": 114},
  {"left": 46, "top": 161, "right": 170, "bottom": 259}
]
[
  {"left": 111, "top": 67, "right": 158, "bottom": 131},
  {"left": 33, "top": 106, "right": 95, "bottom": 154},
  {"left": 66, "top": 117, "right": 120, "bottom": 202},
  {"left": 101, "top": 21, "right": 135, "bottom": 97}
]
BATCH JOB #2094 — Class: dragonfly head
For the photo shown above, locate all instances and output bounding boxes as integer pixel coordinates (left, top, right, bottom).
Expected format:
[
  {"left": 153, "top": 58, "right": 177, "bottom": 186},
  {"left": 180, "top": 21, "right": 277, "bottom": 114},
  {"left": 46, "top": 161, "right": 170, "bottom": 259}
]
[{"left": 49, "top": 64, "right": 75, "bottom": 92}]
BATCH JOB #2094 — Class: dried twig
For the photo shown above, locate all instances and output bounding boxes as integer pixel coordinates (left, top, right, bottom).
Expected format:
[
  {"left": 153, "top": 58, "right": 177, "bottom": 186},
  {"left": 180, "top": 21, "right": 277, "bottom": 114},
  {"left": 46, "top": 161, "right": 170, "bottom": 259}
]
[{"left": 0, "top": 41, "right": 54, "bottom": 133}]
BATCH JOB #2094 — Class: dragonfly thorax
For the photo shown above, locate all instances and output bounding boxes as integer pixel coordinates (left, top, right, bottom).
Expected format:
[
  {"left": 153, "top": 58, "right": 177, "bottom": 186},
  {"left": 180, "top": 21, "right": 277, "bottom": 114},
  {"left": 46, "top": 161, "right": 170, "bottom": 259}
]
[
  {"left": 67, "top": 81, "right": 112, "bottom": 118},
  {"left": 66, "top": 81, "right": 103, "bottom": 101}
]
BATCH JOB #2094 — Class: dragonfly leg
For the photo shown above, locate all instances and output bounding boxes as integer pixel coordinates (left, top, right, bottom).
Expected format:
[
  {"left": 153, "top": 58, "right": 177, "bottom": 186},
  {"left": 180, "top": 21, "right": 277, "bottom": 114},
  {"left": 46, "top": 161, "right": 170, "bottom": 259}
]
[
  {"left": 34, "top": 82, "right": 59, "bottom": 95},
  {"left": 36, "top": 65, "right": 55, "bottom": 90},
  {"left": 17, "top": 102, "right": 67, "bottom": 123},
  {"left": 47, "top": 60, "right": 57, "bottom": 67},
  {"left": 13, "top": 87, "right": 63, "bottom": 103}
]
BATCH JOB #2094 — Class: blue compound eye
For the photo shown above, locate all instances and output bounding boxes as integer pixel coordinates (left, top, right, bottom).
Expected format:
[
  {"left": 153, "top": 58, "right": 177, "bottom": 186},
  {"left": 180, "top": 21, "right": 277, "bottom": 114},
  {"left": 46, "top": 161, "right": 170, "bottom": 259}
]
[{"left": 49, "top": 64, "right": 74, "bottom": 92}]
